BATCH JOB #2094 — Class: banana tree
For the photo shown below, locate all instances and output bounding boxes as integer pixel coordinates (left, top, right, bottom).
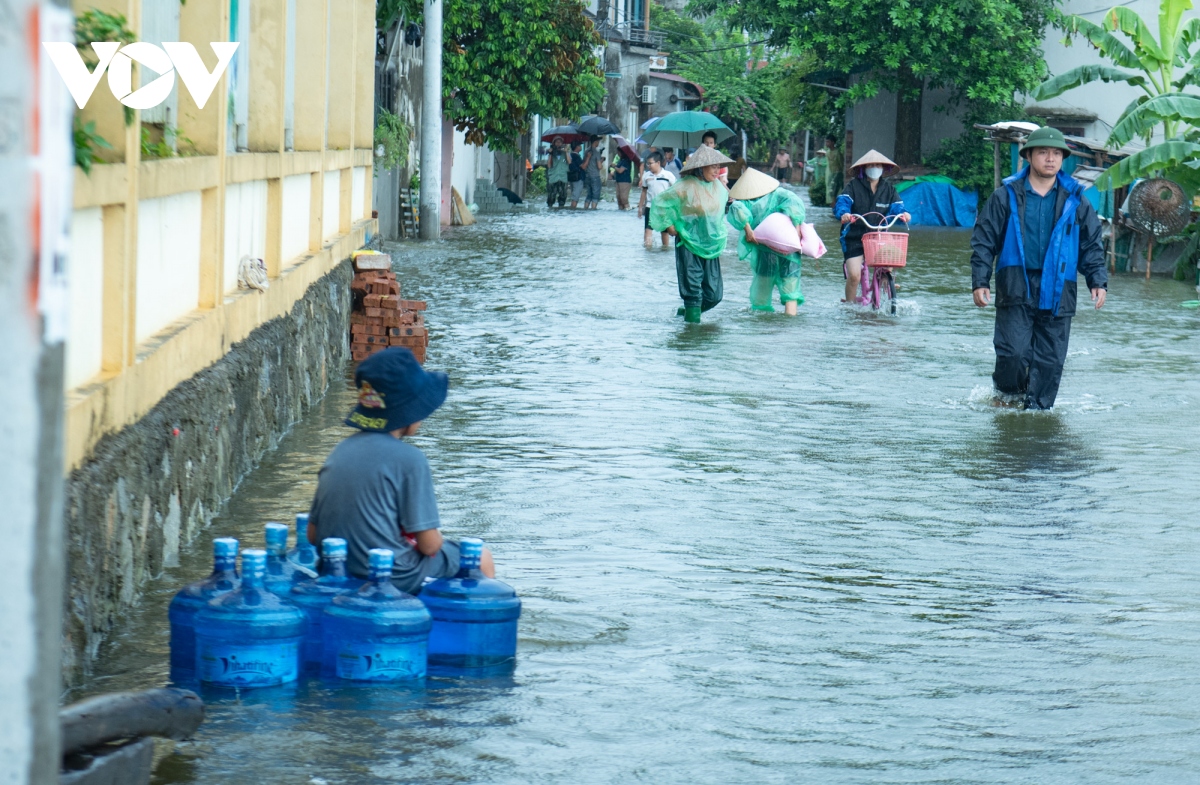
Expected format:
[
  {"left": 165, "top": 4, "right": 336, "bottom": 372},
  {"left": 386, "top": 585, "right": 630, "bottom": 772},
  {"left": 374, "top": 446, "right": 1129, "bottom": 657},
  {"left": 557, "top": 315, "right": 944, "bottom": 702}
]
[{"left": 1032, "top": 0, "right": 1200, "bottom": 141}]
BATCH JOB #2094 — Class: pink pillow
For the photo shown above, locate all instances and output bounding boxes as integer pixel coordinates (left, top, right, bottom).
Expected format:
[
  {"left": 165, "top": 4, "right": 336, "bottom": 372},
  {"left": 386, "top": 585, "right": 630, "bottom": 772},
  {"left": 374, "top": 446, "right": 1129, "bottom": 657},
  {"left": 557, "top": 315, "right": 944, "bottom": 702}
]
[
  {"left": 753, "top": 212, "right": 803, "bottom": 255},
  {"left": 799, "top": 222, "right": 827, "bottom": 259}
]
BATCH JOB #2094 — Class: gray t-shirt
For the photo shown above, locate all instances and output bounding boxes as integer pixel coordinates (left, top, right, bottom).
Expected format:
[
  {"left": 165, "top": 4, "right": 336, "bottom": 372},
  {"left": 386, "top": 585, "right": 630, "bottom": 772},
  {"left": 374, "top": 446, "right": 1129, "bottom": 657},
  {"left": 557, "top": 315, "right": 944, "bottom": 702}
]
[
  {"left": 583, "top": 146, "right": 602, "bottom": 177},
  {"left": 309, "top": 432, "right": 444, "bottom": 588}
]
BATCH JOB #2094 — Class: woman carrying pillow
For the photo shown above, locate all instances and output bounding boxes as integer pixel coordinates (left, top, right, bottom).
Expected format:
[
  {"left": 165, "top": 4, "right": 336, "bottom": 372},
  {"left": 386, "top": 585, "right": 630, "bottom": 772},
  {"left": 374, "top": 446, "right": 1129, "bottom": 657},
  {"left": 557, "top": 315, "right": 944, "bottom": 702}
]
[{"left": 727, "top": 168, "right": 807, "bottom": 315}]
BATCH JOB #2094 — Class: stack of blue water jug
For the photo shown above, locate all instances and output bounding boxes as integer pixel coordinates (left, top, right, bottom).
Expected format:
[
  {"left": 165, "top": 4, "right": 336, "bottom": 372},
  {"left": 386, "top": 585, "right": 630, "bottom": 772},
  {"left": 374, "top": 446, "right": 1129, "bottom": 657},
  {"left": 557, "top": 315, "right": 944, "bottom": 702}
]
[{"left": 168, "top": 515, "right": 521, "bottom": 688}]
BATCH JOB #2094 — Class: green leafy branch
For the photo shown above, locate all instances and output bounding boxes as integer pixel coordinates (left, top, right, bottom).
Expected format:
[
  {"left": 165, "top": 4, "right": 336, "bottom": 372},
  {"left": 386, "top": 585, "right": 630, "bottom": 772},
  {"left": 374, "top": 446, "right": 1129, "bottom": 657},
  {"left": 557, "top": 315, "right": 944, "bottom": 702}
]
[{"left": 374, "top": 109, "right": 411, "bottom": 172}]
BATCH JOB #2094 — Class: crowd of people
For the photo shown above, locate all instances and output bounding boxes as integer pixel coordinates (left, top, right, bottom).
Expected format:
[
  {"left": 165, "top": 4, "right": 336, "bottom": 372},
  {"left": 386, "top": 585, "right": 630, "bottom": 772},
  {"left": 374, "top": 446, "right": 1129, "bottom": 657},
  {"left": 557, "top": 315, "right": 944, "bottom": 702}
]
[{"left": 539, "top": 124, "right": 1107, "bottom": 411}]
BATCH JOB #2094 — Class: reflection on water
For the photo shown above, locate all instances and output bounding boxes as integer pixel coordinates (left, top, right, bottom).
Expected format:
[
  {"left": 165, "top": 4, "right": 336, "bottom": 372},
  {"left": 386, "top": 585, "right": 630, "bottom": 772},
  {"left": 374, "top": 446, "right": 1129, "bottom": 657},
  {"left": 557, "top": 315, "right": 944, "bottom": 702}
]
[
  {"left": 956, "top": 411, "right": 1100, "bottom": 480},
  {"left": 78, "top": 196, "right": 1200, "bottom": 784}
]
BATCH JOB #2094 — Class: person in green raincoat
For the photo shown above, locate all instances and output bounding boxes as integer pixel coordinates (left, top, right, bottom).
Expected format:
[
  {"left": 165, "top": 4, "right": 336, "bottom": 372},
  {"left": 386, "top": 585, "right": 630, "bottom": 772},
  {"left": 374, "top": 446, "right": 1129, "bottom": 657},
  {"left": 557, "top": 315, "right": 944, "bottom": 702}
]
[
  {"left": 649, "top": 145, "right": 734, "bottom": 323},
  {"left": 727, "top": 168, "right": 807, "bottom": 315}
]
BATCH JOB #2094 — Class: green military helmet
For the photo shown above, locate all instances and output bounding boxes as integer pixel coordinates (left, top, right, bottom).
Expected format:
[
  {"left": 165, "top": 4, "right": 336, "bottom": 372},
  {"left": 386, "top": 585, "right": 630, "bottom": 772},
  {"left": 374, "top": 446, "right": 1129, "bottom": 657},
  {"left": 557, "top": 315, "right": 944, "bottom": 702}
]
[{"left": 1020, "top": 126, "right": 1072, "bottom": 158}]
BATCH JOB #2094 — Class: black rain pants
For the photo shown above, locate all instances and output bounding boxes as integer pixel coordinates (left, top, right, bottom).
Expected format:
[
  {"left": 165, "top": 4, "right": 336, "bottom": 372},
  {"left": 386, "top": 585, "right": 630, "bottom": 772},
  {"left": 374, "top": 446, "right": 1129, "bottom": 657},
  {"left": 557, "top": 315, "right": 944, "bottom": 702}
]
[
  {"left": 993, "top": 280, "right": 1073, "bottom": 410},
  {"left": 675, "top": 243, "right": 723, "bottom": 311}
]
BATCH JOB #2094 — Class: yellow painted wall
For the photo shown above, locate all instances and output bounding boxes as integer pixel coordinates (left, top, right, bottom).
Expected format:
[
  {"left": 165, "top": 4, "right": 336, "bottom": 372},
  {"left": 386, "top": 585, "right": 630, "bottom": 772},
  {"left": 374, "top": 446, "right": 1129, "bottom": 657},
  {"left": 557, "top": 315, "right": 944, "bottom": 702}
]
[{"left": 66, "top": 0, "right": 377, "bottom": 471}]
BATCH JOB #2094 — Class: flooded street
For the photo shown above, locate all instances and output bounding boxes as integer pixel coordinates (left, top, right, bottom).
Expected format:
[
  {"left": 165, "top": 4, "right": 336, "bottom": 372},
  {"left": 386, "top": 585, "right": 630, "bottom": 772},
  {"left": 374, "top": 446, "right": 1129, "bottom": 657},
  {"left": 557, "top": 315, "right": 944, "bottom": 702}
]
[{"left": 77, "top": 193, "right": 1200, "bottom": 784}]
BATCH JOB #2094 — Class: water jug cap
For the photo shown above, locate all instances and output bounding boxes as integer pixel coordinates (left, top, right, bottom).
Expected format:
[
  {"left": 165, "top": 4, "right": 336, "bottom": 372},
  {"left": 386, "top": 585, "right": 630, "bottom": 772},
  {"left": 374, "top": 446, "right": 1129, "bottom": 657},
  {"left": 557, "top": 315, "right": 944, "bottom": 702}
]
[
  {"left": 322, "top": 538, "right": 348, "bottom": 559},
  {"left": 213, "top": 537, "right": 238, "bottom": 558},
  {"left": 241, "top": 548, "right": 267, "bottom": 577},
  {"left": 368, "top": 548, "right": 394, "bottom": 577},
  {"left": 295, "top": 513, "right": 309, "bottom": 530},
  {"left": 460, "top": 538, "right": 484, "bottom": 570},
  {"left": 264, "top": 522, "right": 288, "bottom": 546}
]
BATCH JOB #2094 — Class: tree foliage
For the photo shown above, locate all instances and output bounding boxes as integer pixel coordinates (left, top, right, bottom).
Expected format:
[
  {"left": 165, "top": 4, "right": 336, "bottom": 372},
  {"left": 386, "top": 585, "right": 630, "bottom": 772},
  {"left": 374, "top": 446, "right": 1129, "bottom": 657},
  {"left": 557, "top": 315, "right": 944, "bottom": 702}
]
[
  {"left": 694, "top": 0, "right": 1057, "bottom": 125},
  {"left": 675, "top": 26, "right": 789, "bottom": 147},
  {"left": 1034, "top": 0, "right": 1200, "bottom": 195},
  {"left": 1034, "top": 0, "right": 1200, "bottom": 140},
  {"left": 379, "top": 0, "right": 605, "bottom": 151},
  {"left": 649, "top": 3, "right": 705, "bottom": 52}
]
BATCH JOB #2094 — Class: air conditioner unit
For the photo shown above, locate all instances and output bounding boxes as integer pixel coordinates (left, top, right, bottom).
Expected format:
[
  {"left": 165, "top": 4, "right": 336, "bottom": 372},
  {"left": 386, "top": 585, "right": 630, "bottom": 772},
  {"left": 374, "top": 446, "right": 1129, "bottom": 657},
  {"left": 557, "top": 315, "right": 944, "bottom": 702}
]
[{"left": 640, "top": 85, "right": 657, "bottom": 104}]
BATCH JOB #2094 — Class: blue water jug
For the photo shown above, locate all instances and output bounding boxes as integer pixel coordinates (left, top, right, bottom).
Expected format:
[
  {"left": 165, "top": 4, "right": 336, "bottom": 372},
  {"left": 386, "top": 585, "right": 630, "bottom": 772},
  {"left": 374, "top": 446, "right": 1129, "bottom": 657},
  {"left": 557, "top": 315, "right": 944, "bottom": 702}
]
[
  {"left": 263, "top": 522, "right": 301, "bottom": 595},
  {"left": 291, "top": 538, "right": 360, "bottom": 673},
  {"left": 194, "top": 549, "right": 307, "bottom": 688},
  {"left": 168, "top": 537, "right": 240, "bottom": 682},
  {"left": 322, "top": 548, "right": 433, "bottom": 681},
  {"left": 419, "top": 538, "right": 521, "bottom": 668},
  {"left": 287, "top": 513, "right": 318, "bottom": 577}
]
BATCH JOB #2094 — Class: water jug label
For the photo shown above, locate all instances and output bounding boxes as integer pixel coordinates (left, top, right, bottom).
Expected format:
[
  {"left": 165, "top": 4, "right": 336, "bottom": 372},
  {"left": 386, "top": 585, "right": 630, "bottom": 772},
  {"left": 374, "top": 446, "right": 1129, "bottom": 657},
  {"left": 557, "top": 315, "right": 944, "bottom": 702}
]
[
  {"left": 336, "top": 642, "right": 426, "bottom": 681},
  {"left": 199, "top": 641, "right": 298, "bottom": 686}
]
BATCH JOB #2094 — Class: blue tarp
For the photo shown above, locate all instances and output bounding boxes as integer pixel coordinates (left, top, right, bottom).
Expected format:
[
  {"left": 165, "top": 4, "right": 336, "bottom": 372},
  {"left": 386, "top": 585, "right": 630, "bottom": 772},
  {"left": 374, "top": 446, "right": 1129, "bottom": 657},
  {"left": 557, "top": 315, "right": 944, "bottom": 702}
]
[{"left": 900, "top": 181, "right": 978, "bottom": 227}]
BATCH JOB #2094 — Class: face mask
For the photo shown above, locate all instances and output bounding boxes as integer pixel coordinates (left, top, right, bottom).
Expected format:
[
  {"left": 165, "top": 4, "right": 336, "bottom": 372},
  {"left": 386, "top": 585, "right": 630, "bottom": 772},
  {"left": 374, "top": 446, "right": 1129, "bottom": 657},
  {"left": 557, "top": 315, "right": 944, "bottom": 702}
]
[{"left": 865, "top": 166, "right": 884, "bottom": 180}]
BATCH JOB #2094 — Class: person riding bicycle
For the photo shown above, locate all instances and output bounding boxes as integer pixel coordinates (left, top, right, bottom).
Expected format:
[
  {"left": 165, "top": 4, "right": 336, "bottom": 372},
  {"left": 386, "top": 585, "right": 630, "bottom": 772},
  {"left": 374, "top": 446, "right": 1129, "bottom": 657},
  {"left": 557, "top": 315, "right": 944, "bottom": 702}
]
[
  {"left": 834, "top": 150, "right": 911, "bottom": 303},
  {"left": 727, "top": 168, "right": 807, "bottom": 315}
]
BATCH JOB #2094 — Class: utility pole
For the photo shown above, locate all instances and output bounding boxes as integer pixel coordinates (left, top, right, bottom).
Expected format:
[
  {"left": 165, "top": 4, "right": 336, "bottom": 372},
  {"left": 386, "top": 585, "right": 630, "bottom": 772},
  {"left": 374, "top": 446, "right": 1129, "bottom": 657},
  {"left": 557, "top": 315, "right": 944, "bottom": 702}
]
[
  {"left": 418, "top": 0, "right": 443, "bottom": 239},
  {"left": 1, "top": 1, "right": 69, "bottom": 781}
]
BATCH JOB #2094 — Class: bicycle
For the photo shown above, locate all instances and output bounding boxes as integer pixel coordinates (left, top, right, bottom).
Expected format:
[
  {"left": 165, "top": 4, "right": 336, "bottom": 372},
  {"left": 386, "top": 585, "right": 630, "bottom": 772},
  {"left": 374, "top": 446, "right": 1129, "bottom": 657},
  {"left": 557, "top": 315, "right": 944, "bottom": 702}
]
[{"left": 842, "top": 212, "right": 909, "bottom": 315}]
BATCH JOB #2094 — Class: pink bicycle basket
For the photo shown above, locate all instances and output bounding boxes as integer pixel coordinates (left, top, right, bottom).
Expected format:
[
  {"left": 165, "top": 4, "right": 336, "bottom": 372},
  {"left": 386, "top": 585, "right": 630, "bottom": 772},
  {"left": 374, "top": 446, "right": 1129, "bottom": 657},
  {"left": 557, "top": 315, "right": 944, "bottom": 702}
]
[{"left": 862, "top": 231, "right": 908, "bottom": 268}]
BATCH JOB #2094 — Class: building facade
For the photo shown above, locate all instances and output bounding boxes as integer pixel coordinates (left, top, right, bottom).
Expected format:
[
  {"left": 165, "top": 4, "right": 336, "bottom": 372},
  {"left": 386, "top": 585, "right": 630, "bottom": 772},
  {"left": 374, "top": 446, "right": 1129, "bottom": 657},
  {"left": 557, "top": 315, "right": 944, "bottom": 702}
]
[{"left": 62, "top": 0, "right": 377, "bottom": 681}]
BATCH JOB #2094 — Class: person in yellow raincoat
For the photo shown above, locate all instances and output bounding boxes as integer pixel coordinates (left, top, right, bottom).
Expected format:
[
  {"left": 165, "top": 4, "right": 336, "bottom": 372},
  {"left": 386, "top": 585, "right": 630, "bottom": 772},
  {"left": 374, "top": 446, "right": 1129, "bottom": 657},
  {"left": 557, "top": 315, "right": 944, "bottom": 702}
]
[
  {"left": 649, "top": 145, "right": 734, "bottom": 323},
  {"left": 726, "top": 168, "right": 807, "bottom": 315}
]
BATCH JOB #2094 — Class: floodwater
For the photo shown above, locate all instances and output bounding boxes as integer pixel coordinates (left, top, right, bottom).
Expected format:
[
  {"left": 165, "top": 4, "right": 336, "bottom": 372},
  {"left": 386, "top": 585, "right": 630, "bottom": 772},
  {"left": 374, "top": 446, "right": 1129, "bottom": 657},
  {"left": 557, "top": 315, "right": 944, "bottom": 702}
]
[{"left": 75, "top": 189, "right": 1200, "bottom": 784}]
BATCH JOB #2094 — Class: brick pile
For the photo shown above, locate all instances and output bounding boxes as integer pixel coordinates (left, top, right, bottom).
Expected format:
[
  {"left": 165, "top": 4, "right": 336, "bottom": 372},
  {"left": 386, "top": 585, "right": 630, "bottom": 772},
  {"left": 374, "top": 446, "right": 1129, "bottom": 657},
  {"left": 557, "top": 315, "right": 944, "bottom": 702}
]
[{"left": 349, "top": 256, "right": 428, "bottom": 364}]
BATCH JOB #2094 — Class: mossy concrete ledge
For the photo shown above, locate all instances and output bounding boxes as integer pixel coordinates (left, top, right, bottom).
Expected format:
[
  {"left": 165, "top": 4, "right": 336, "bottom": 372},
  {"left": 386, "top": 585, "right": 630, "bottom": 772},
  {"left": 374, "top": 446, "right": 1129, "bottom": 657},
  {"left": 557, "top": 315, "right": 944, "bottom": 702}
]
[{"left": 61, "top": 260, "right": 353, "bottom": 685}]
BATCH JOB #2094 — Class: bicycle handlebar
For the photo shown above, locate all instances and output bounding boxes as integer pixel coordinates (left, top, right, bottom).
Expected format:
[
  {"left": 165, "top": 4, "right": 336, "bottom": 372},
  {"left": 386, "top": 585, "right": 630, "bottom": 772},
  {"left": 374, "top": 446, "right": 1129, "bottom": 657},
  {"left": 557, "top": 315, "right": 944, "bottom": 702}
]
[{"left": 847, "top": 212, "right": 908, "bottom": 230}]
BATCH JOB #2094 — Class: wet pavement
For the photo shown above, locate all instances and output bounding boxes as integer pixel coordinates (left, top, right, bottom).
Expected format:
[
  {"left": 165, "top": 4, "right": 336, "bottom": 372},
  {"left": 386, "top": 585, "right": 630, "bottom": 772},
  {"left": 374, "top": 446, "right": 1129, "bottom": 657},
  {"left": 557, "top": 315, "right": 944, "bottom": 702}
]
[{"left": 77, "top": 190, "right": 1200, "bottom": 783}]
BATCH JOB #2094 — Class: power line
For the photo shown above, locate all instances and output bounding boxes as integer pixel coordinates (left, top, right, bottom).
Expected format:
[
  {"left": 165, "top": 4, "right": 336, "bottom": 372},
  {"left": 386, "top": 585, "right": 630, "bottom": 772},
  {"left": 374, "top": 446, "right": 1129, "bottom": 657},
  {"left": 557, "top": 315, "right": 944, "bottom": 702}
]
[{"left": 665, "top": 37, "right": 770, "bottom": 55}]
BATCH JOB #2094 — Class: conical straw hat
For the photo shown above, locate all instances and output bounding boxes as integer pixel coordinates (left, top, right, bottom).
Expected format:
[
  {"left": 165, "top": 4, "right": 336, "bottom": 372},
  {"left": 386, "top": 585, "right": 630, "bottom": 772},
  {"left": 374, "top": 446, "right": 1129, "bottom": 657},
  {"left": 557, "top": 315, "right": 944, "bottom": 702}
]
[
  {"left": 680, "top": 144, "right": 734, "bottom": 173},
  {"left": 850, "top": 149, "right": 898, "bottom": 175},
  {"left": 728, "top": 167, "right": 780, "bottom": 201}
]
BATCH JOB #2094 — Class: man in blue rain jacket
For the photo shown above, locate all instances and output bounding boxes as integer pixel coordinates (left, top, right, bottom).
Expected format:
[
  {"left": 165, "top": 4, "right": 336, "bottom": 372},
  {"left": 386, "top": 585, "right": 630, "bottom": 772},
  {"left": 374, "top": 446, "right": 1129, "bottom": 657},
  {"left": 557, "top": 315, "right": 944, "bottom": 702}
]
[{"left": 970, "top": 126, "right": 1107, "bottom": 410}]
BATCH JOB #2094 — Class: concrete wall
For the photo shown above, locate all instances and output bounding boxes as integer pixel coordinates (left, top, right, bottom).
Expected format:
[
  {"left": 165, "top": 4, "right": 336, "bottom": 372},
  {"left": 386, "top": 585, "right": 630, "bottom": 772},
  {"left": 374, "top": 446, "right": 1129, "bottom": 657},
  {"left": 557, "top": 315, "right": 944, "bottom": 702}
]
[
  {"left": 62, "top": 260, "right": 353, "bottom": 683},
  {"left": 60, "top": 0, "right": 378, "bottom": 683},
  {"left": 224, "top": 179, "right": 269, "bottom": 295},
  {"left": 845, "top": 84, "right": 965, "bottom": 163},
  {"left": 68, "top": 208, "right": 105, "bottom": 389}
]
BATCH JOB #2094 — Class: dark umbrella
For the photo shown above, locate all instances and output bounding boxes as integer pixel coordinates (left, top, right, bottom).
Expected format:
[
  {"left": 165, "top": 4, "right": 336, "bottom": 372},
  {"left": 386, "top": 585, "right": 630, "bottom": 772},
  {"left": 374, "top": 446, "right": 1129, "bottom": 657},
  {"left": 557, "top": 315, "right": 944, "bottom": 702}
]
[
  {"left": 540, "top": 124, "right": 588, "bottom": 144},
  {"left": 575, "top": 115, "right": 620, "bottom": 136}
]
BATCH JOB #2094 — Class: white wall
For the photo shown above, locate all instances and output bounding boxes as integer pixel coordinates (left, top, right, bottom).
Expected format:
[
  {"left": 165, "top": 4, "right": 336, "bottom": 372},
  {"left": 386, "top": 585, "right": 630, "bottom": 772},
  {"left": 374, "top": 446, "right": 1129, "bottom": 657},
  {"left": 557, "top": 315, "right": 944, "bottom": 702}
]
[
  {"left": 281, "top": 173, "right": 311, "bottom": 261},
  {"left": 450, "top": 130, "right": 493, "bottom": 205},
  {"left": 450, "top": 129, "right": 474, "bottom": 204},
  {"left": 223, "top": 180, "right": 267, "bottom": 294},
  {"left": 352, "top": 166, "right": 366, "bottom": 219},
  {"left": 322, "top": 169, "right": 340, "bottom": 240},
  {"left": 136, "top": 192, "right": 202, "bottom": 341},
  {"left": 67, "top": 208, "right": 104, "bottom": 388}
]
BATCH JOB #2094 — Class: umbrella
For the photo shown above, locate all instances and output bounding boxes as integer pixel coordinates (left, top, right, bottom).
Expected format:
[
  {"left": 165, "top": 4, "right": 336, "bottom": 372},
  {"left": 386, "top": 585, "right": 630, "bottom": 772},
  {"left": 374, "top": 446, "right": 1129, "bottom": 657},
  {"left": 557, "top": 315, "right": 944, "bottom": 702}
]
[
  {"left": 635, "top": 116, "right": 662, "bottom": 144},
  {"left": 575, "top": 115, "right": 620, "bottom": 136},
  {"left": 640, "top": 111, "right": 734, "bottom": 150},
  {"left": 540, "top": 124, "right": 588, "bottom": 144},
  {"left": 613, "top": 135, "right": 641, "bottom": 166}
]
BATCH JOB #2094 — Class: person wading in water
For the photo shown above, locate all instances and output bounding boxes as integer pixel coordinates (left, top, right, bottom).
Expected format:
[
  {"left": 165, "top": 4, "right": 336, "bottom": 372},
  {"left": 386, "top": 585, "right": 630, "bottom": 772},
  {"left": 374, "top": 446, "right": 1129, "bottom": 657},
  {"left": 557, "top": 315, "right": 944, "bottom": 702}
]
[
  {"left": 970, "top": 126, "right": 1107, "bottom": 409},
  {"left": 649, "top": 145, "right": 734, "bottom": 323},
  {"left": 834, "top": 150, "right": 911, "bottom": 303}
]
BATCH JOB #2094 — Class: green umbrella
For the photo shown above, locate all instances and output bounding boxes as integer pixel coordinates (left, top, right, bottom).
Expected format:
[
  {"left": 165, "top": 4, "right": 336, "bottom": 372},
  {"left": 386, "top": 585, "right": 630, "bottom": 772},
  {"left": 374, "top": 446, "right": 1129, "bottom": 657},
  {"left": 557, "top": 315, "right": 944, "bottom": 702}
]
[{"left": 640, "top": 111, "right": 734, "bottom": 150}]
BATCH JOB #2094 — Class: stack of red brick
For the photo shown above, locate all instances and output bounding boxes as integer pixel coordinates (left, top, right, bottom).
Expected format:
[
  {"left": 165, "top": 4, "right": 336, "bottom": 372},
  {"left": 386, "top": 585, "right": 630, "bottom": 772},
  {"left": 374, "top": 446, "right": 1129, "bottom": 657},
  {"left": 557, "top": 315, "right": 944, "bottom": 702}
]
[{"left": 349, "top": 265, "right": 428, "bottom": 364}]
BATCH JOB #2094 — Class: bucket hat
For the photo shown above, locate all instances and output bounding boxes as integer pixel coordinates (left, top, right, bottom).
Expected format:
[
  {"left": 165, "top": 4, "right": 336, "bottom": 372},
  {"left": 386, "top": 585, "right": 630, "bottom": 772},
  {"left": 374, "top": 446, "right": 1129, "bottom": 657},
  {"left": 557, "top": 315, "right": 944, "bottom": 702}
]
[
  {"left": 850, "top": 149, "right": 899, "bottom": 176},
  {"left": 1020, "top": 126, "right": 1072, "bottom": 158},
  {"left": 728, "top": 167, "right": 780, "bottom": 201},
  {"left": 680, "top": 144, "right": 734, "bottom": 174},
  {"left": 346, "top": 348, "right": 448, "bottom": 432}
]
